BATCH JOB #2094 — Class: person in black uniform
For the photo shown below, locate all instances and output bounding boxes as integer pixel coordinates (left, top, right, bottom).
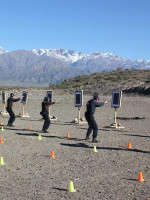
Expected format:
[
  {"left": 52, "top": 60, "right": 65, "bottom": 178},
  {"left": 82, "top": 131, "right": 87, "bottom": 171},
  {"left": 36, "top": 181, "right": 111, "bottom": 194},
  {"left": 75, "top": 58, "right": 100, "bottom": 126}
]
[
  {"left": 85, "top": 92, "right": 107, "bottom": 143},
  {"left": 40, "top": 97, "right": 57, "bottom": 133},
  {"left": 6, "top": 93, "right": 21, "bottom": 127}
]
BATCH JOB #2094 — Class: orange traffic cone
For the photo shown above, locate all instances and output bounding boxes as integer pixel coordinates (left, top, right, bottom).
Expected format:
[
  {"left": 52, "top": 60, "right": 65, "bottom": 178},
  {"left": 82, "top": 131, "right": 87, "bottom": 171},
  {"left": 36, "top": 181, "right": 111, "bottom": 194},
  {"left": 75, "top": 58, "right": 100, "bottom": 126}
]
[
  {"left": 0, "top": 137, "right": 4, "bottom": 143},
  {"left": 0, "top": 121, "right": 3, "bottom": 126},
  {"left": 66, "top": 132, "right": 70, "bottom": 138},
  {"left": 50, "top": 150, "right": 55, "bottom": 159},
  {"left": 128, "top": 142, "right": 132, "bottom": 149},
  {"left": 138, "top": 171, "right": 145, "bottom": 182},
  {"left": 29, "top": 125, "right": 32, "bottom": 130}
]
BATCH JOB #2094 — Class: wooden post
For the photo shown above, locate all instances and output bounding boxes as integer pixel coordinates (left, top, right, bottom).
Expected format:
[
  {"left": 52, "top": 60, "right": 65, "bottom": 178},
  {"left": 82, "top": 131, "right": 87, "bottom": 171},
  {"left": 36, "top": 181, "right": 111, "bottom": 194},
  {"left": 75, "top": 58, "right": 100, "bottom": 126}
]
[
  {"left": 49, "top": 106, "right": 51, "bottom": 117},
  {"left": 22, "top": 104, "right": 25, "bottom": 116},
  {"left": 3, "top": 103, "right": 6, "bottom": 113},
  {"left": 114, "top": 108, "right": 117, "bottom": 126},
  {"left": 0, "top": 103, "right": 9, "bottom": 115},
  {"left": 78, "top": 107, "right": 81, "bottom": 123}
]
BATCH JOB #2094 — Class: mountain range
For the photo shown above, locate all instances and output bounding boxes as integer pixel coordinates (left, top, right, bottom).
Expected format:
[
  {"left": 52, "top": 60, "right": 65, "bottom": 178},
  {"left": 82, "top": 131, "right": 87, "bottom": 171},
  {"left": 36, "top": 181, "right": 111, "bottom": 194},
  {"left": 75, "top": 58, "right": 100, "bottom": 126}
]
[{"left": 0, "top": 46, "right": 150, "bottom": 86}]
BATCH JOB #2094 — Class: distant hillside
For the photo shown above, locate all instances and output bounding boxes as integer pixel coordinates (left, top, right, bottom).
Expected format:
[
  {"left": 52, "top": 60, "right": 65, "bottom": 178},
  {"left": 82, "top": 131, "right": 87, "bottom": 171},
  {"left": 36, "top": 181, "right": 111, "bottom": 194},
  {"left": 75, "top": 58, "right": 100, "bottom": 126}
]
[{"left": 49, "top": 69, "right": 150, "bottom": 95}]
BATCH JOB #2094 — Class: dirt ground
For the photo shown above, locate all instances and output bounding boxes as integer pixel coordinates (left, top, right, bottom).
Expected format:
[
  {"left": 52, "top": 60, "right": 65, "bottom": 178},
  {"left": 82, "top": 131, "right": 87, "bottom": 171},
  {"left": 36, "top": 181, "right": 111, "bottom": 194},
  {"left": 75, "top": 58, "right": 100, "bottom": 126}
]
[{"left": 0, "top": 89, "right": 150, "bottom": 200}]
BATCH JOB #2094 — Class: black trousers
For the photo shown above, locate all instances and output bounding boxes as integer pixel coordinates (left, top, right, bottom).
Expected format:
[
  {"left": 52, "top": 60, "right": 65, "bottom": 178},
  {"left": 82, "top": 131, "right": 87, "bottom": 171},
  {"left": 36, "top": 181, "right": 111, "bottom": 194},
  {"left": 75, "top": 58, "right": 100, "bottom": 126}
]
[
  {"left": 7, "top": 109, "right": 16, "bottom": 125},
  {"left": 85, "top": 112, "right": 98, "bottom": 139},
  {"left": 42, "top": 113, "right": 50, "bottom": 131}
]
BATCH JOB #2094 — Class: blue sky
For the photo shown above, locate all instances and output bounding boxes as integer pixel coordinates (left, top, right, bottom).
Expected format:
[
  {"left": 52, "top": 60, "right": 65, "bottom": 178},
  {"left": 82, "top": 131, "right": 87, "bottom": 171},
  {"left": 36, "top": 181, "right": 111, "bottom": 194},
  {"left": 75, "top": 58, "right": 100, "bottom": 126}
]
[{"left": 0, "top": 0, "right": 150, "bottom": 60}]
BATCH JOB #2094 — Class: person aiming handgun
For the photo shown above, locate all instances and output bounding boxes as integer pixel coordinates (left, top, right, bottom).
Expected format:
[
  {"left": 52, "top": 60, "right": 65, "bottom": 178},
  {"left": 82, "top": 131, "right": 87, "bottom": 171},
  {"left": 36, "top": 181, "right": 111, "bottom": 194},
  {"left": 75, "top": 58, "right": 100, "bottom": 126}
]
[
  {"left": 6, "top": 93, "right": 22, "bottom": 127},
  {"left": 85, "top": 92, "right": 107, "bottom": 143},
  {"left": 40, "top": 96, "right": 57, "bottom": 133}
]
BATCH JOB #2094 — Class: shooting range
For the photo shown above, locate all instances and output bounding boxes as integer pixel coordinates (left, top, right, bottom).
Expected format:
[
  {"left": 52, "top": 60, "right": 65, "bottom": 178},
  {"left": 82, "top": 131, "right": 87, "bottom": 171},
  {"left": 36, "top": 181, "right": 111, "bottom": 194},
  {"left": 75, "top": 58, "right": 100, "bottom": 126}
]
[
  {"left": 73, "top": 90, "right": 87, "bottom": 124},
  {"left": 18, "top": 91, "right": 30, "bottom": 118},
  {"left": 0, "top": 91, "right": 9, "bottom": 116},
  {"left": 0, "top": 87, "right": 149, "bottom": 200},
  {"left": 46, "top": 90, "right": 57, "bottom": 120},
  {"left": 110, "top": 91, "right": 124, "bottom": 128}
]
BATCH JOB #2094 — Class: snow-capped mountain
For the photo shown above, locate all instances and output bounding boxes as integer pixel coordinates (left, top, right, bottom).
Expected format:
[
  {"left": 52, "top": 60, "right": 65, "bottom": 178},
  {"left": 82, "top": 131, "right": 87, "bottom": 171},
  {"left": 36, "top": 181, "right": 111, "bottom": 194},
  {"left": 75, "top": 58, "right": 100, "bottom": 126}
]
[
  {"left": 0, "top": 47, "right": 150, "bottom": 86},
  {"left": 0, "top": 46, "right": 8, "bottom": 54},
  {"left": 1, "top": 46, "right": 150, "bottom": 68},
  {"left": 31, "top": 48, "right": 86, "bottom": 63},
  {"left": 31, "top": 48, "right": 150, "bottom": 72},
  {"left": 31, "top": 48, "right": 130, "bottom": 64}
]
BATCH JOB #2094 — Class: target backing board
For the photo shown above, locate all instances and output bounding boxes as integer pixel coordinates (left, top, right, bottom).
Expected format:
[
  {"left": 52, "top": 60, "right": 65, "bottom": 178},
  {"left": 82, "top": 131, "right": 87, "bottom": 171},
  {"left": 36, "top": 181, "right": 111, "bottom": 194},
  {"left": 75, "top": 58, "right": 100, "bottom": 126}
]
[{"left": 75, "top": 90, "right": 83, "bottom": 107}]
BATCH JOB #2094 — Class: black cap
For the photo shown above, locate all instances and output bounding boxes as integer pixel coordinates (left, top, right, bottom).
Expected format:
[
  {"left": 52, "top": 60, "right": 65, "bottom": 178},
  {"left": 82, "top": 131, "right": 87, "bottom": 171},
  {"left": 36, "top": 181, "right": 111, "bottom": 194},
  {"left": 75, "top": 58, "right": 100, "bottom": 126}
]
[
  {"left": 10, "top": 93, "right": 15, "bottom": 97},
  {"left": 93, "top": 92, "right": 100, "bottom": 100},
  {"left": 44, "top": 96, "right": 49, "bottom": 101}
]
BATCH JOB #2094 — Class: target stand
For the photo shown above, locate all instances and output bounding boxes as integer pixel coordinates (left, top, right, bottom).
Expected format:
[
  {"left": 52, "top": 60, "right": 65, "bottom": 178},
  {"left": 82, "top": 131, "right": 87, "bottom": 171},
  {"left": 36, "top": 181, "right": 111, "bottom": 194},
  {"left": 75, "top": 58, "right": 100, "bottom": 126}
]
[
  {"left": 72, "top": 90, "right": 87, "bottom": 124},
  {"left": 18, "top": 104, "right": 30, "bottom": 118},
  {"left": 0, "top": 104, "right": 9, "bottom": 116},
  {"left": 110, "top": 107, "right": 124, "bottom": 129},
  {"left": 17, "top": 91, "right": 30, "bottom": 118},
  {"left": 46, "top": 90, "right": 57, "bottom": 121},
  {"left": 49, "top": 106, "right": 57, "bottom": 121},
  {"left": 0, "top": 91, "right": 9, "bottom": 116},
  {"left": 73, "top": 106, "right": 87, "bottom": 124},
  {"left": 109, "top": 91, "right": 124, "bottom": 129}
]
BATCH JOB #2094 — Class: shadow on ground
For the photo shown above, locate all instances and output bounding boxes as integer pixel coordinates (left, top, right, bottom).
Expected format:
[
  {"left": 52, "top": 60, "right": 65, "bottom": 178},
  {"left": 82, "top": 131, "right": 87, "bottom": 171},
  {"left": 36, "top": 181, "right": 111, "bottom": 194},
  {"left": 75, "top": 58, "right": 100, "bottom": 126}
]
[{"left": 60, "top": 143, "right": 150, "bottom": 154}]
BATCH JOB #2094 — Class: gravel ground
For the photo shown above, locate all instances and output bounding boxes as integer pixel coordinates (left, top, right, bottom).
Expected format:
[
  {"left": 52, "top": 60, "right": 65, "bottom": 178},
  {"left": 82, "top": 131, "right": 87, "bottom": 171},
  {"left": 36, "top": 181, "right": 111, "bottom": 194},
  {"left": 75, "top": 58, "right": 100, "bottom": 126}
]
[{"left": 0, "top": 89, "right": 150, "bottom": 200}]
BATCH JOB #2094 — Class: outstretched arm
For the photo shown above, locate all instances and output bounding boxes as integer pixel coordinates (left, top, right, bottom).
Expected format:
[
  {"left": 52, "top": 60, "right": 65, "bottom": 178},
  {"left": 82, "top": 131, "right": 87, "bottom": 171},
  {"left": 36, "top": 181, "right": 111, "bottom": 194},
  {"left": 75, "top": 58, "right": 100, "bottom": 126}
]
[
  {"left": 12, "top": 98, "right": 20, "bottom": 102},
  {"left": 95, "top": 100, "right": 107, "bottom": 107},
  {"left": 45, "top": 100, "right": 58, "bottom": 105}
]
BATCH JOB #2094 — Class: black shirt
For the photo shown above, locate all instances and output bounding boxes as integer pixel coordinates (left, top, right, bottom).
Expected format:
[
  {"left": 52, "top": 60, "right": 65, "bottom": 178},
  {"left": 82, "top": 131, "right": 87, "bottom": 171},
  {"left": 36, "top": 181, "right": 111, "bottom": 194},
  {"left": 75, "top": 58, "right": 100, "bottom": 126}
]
[
  {"left": 7, "top": 97, "right": 20, "bottom": 109},
  {"left": 42, "top": 101, "right": 55, "bottom": 114},
  {"left": 86, "top": 99, "right": 104, "bottom": 115}
]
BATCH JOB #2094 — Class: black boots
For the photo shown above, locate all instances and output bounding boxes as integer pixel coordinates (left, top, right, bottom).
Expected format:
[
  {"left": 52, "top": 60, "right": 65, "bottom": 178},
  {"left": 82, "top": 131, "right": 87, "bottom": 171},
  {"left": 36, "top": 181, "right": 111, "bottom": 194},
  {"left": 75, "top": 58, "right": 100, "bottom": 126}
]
[
  {"left": 7, "top": 123, "right": 14, "bottom": 127},
  {"left": 92, "top": 138, "right": 98, "bottom": 143},
  {"left": 85, "top": 135, "right": 90, "bottom": 140},
  {"left": 42, "top": 130, "right": 49, "bottom": 133},
  {"left": 85, "top": 134, "right": 98, "bottom": 143}
]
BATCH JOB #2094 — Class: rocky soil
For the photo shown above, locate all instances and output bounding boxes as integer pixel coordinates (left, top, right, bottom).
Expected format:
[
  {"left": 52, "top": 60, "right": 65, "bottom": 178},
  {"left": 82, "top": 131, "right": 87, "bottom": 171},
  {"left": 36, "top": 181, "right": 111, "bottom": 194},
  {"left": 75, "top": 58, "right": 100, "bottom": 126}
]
[{"left": 0, "top": 89, "right": 150, "bottom": 200}]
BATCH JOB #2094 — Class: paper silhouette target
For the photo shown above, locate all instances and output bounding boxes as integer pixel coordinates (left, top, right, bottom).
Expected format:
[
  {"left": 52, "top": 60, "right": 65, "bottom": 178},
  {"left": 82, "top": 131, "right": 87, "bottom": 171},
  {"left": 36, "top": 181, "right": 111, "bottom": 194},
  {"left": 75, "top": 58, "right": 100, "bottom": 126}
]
[
  {"left": 75, "top": 91, "right": 83, "bottom": 107},
  {"left": 21, "top": 91, "right": 28, "bottom": 104},
  {"left": 111, "top": 91, "right": 122, "bottom": 108},
  {"left": 2, "top": 91, "right": 6, "bottom": 103},
  {"left": 46, "top": 91, "right": 53, "bottom": 103}
]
